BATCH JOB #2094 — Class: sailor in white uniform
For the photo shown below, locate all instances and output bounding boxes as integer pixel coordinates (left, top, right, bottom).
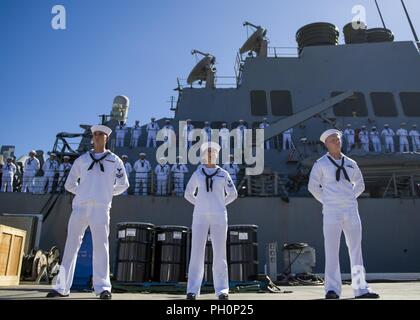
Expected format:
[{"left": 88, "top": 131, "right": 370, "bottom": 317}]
[
  {"left": 162, "top": 119, "right": 175, "bottom": 147},
  {"left": 121, "top": 155, "right": 132, "bottom": 195},
  {"left": 115, "top": 121, "right": 127, "bottom": 148},
  {"left": 155, "top": 157, "right": 170, "bottom": 196},
  {"left": 308, "top": 129, "right": 379, "bottom": 300},
  {"left": 396, "top": 123, "right": 409, "bottom": 153},
  {"left": 133, "top": 153, "right": 151, "bottom": 195},
  {"left": 22, "top": 150, "right": 40, "bottom": 193},
  {"left": 185, "top": 142, "right": 238, "bottom": 300},
  {"left": 203, "top": 121, "right": 212, "bottom": 142},
  {"left": 259, "top": 118, "right": 270, "bottom": 150},
  {"left": 219, "top": 122, "right": 230, "bottom": 151},
  {"left": 283, "top": 128, "right": 293, "bottom": 150},
  {"left": 222, "top": 155, "right": 240, "bottom": 186},
  {"left": 183, "top": 119, "right": 194, "bottom": 149},
  {"left": 381, "top": 124, "right": 395, "bottom": 153},
  {"left": 343, "top": 124, "right": 355, "bottom": 153},
  {"left": 42, "top": 153, "right": 59, "bottom": 193},
  {"left": 171, "top": 156, "right": 189, "bottom": 196},
  {"left": 369, "top": 126, "right": 381, "bottom": 153},
  {"left": 47, "top": 124, "right": 129, "bottom": 299},
  {"left": 409, "top": 124, "right": 420, "bottom": 152},
  {"left": 130, "top": 120, "right": 142, "bottom": 148},
  {"left": 57, "top": 156, "right": 72, "bottom": 192},
  {"left": 358, "top": 126, "right": 369, "bottom": 152},
  {"left": 1, "top": 157, "right": 16, "bottom": 192},
  {"left": 236, "top": 120, "right": 247, "bottom": 149},
  {"left": 146, "top": 117, "right": 160, "bottom": 148}
]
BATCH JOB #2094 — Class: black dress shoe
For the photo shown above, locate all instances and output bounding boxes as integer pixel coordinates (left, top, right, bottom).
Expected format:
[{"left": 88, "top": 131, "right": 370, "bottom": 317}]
[
  {"left": 218, "top": 293, "right": 229, "bottom": 300},
  {"left": 46, "top": 290, "right": 69, "bottom": 298},
  {"left": 325, "top": 290, "right": 339, "bottom": 299},
  {"left": 355, "top": 292, "right": 380, "bottom": 299},
  {"left": 186, "top": 293, "right": 196, "bottom": 300},
  {"left": 99, "top": 290, "right": 112, "bottom": 300}
]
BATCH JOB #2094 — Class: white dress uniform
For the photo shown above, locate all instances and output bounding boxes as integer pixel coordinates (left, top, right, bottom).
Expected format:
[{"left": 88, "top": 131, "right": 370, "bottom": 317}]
[
  {"left": 409, "top": 127, "right": 420, "bottom": 152},
  {"left": 369, "top": 129, "right": 381, "bottom": 153},
  {"left": 130, "top": 124, "right": 142, "bottom": 148},
  {"left": 283, "top": 128, "right": 293, "bottom": 150},
  {"left": 203, "top": 125, "right": 212, "bottom": 142},
  {"left": 155, "top": 163, "right": 170, "bottom": 195},
  {"left": 219, "top": 127, "right": 230, "bottom": 150},
  {"left": 162, "top": 124, "right": 175, "bottom": 147},
  {"left": 133, "top": 159, "right": 151, "bottom": 195},
  {"left": 343, "top": 127, "right": 355, "bottom": 152},
  {"left": 308, "top": 152, "right": 374, "bottom": 298},
  {"left": 396, "top": 128, "right": 409, "bottom": 152},
  {"left": 1, "top": 162, "right": 16, "bottom": 192},
  {"left": 42, "top": 158, "right": 59, "bottom": 193},
  {"left": 122, "top": 161, "right": 133, "bottom": 195},
  {"left": 22, "top": 156, "right": 40, "bottom": 193},
  {"left": 259, "top": 122, "right": 270, "bottom": 149},
  {"left": 183, "top": 123, "right": 194, "bottom": 149},
  {"left": 171, "top": 163, "right": 189, "bottom": 196},
  {"left": 381, "top": 127, "right": 395, "bottom": 152},
  {"left": 358, "top": 129, "right": 370, "bottom": 152},
  {"left": 53, "top": 150, "right": 129, "bottom": 296},
  {"left": 57, "top": 162, "right": 72, "bottom": 192},
  {"left": 222, "top": 163, "right": 240, "bottom": 185},
  {"left": 146, "top": 121, "right": 160, "bottom": 148},
  {"left": 115, "top": 125, "right": 127, "bottom": 147},
  {"left": 236, "top": 123, "right": 247, "bottom": 149},
  {"left": 184, "top": 165, "right": 238, "bottom": 297}
]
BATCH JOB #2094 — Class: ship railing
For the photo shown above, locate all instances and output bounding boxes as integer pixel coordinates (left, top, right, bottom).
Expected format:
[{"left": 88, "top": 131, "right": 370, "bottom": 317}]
[
  {"left": 177, "top": 77, "right": 238, "bottom": 89},
  {"left": 240, "top": 172, "right": 289, "bottom": 198},
  {"left": 267, "top": 46, "right": 299, "bottom": 58}
]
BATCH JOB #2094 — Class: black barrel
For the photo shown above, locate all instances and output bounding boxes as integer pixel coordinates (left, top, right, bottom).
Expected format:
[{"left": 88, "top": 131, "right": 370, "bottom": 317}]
[
  {"left": 227, "top": 225, "right": 258, "bottom": 282},
  {"left": 296, "top": 22, "right": 339, "bottom": 52},
  {"left": 203, "top": 233, "right": 213, "bottom": 283},
  {"left": 366, "top": 28, "right": 394, "bottom": 43},
  {"left": 115, "top": 222, "right": 155, "bottom": 283},
  {"left": 343, "top": 22, "right": 368, "bottom": 44},
  {"left": 154, "top": 225, "right": 189, "bottom": 282}
]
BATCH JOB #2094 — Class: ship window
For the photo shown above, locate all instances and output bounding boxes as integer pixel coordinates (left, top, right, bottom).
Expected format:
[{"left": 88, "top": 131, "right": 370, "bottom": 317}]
[
  {"left": 270, "top": 90, "right": 293, "bottom": 116},
  {"left": 250, "top": 90, "right": 268, "bottom": 116},
  {"left": 331, "top": 92, "right": 368, "bottom": 117},
  {"left": 370, "top": 92, "right": 398, "bottom": 117},
  {"left": 400, "top": 92, "right": 420, "bottom": 117}
]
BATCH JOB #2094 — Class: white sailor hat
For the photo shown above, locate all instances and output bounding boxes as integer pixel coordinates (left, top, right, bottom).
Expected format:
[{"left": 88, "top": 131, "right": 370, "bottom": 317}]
[
  {"left": 401, "top": 122, "right": 406, "bottom": 126},
  {"left": 412, "top": 124, "right": 417, "bottom": 127},
  {"left": 222, "top": 122, "right": 227, "bottom": 126},
  {"left": 165, "top": 119, "right": 171, "bottom": 123},
  {"left": 91, "top": 124, "right": 112, "bottom": 136},
  {"left": 200, "top": 141, "right": 221, "bottom": 153},
  {"left": 63, "top": 156, "right": 70, "bottom": 159},
  {"left": 29, "top": 150, "right": 36, "bottom": 155},
  {"left": 320, "top": 129, "right": 342, "bottom": 144},
  {"left": 50, "top": 153, "right": 57, "bottom": 157},
  {"left": 347, "top": 123, "right": 351, "bottom": 127},
  {"left": 186, "top": 119, "right": 191, "bottom": 122},
  {"left": 176, "top": 156, "right": 183, "bottom": 160},
  {"left": 204, "top": 121, "right": 210, "bottom": 125},
  {"left": 372, "top": 126, "right": 377, "bottom": 129},
  {"left": 239, "top": 119, "right": 244, "bottom": 122},
  {"left": 361, "top": 125, "right": 366, "bottom": 129},
  {"left": 263, "top": 117, "right": 267, "bottom": 121},
  {"left": 139, "top": 152, "right": 146, "bottom": 156},
  {"left": 121, "top": 154, "right": 128, "bottom": 158},
  {"left": 384, "top": 124, "right": 389, "bottom": 127}
]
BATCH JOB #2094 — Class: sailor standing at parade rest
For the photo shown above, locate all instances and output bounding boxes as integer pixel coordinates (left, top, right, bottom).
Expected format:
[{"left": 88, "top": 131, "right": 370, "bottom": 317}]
[
  {"left": 130, "top": 120, "right": 142, "bottom": 148},
  {"left": 1, "top": 157, "right": 16, "bottom": 192},
  {"left": 409, "top": 124, "right": 420, "bottom": 152},
  {"left": 381, "top": 124, "right": 395, "bottom": 153},
  {"left": 42, "top": 153, "right": 59, "bottom": 193},
  {"left": 203, "top": 121, "right": 212, "bottom": 142},
  {"left": 57, "top": 156, "right": 72, "bottom": 192},
  {"left": 115, "top": 121, "right": 127, "bottom": 148},
  {"left": 222, "top": 155, "right": 240, "bottom": 186},
  {"left": 133, "top": 152, "right": 151, "bottom": 195},
  {"left": 308, "top": 129, "right": 379, "bottom": 300},
  {"left": 184, "top": 141, "right": 238, "bottom": 300},
  {"left": 259, "top": 118, "right": 270, "bottom": 150},
  {"left": 183, "top": 119, "right": 194, "bottom": 149},
  {"left": 22, "top": 150, "right": 40, "bottom": 193},
  {"left": 283, "top": 127, "right": 293, "bottom": 150},
  {"left": 219, "top": 123, "right": 230, "bottom": 151},
  {"left": 369, "top": 126, "right": 381, "bottom": 153},
  {"left": 236, "top": 120, "right": 247, "bottom": 149},
  {"left": 121, "top": 155, "right": 133, "bottom": 195},
  {"left": 396, "top": 122, "right": 409, "bottom": 153},
  {"left": 171, "top": 156, "right": 189, "bottom": 196},
  {"left": 343, "top": 124, "right": 354, "bottom": 153},
  {"left": 155, "top": 157, "right": 170, "bottom": 196},
  {"left": 358, "top": 126, "right": 369, "bottom": 152},
  {"left": 162, "top": 119, "right": 175, "bottom": 147},
  {"left": 47, "top": 124, "right": 129, "bottom": 299},
  {"left": 146, "top": 117, "right": 160, "bottom": 148}
]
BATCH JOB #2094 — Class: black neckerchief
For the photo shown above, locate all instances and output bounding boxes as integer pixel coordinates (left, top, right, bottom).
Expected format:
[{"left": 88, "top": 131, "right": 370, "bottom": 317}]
[
  {"left": 28, "top": 158, "right": 33, "bottom": 165},
  {"left": 201, "top": 167, "right": 220, "bottom": 192},
  {"left": 88, "top": 152, "right": 110, "bottom": 172},
  {"left": 327, "top": 156, "right": 350, "bottom": 182},
  {"left": 49, "top": 160, "right": 53, "bottom": 169}
]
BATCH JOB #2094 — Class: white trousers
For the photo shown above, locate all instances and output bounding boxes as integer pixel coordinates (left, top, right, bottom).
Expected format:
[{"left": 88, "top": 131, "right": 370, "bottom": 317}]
[
  {"left": 412, "top": 138, "right": 420, "bottom": 152},
  {"left": 131, "top": 136, "right": 140, "bottom": 148},
  {"left": 116, "top": 136, "right": 125, "bottom": 147},
  {"left": 135, "top": 174, "right": 148, "bottom": 195},
  {"left": 56, "top": 175, "right": 66, "bottom": 192},
  {"left": 283, "top": 134, "right": 292, "bottom": 150},
  {"left": 187, "top": 213, "right": 229, "bottom": 297},
  {"left": 173, "top": 175, "right": 184, "bottom": 196},
  {"left": 220, "top": 137, "right": 229, "bottom": 151},
  {"left": 53, "top": 202, "right": 111, "bottom": 295},
  {"left": 156, "top": 178, "right": 167, "bottom": 195},
  {"left": 360, "top": 141, "right": 369, "bottom": 152},
  {"left": 345, "top": 137, "right": 354, "bottom": 152},
  {"left": 371, "top": 138, "right": 381, "bottom": 153},
  {"left": 323, "top": 210, "right": 372, "bottom": 297},
  {"left": 21, "top": 174, "right": 35, "bottom": 193},
  {"left": 385, "top": 138, "right": 394, "bottom": 152},
  {"left": 146, "top": 134, "right": 157, "bottom": 148},
  {"left": 230, "top": 174, "right": 237, "bottom": 186},
  {"left": 42, "top": 175, "right": 55, "bottom": 193},
  {"left": 399, "top": 138, "right": 409, "bottom": 153},
  {"left": 1, "top": 176, "right": 13, "bottom": 192}
]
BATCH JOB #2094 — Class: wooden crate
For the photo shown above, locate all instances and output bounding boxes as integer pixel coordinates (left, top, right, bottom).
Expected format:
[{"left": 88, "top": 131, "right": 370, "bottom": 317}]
[{"left": 0, "top": 225, "right": 26, "bottom": 286}]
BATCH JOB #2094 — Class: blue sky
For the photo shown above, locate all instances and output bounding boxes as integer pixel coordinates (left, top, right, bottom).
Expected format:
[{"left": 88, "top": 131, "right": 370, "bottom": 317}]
[{"left": 0, "top": 0, "right": 419, "bottom": 157}]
